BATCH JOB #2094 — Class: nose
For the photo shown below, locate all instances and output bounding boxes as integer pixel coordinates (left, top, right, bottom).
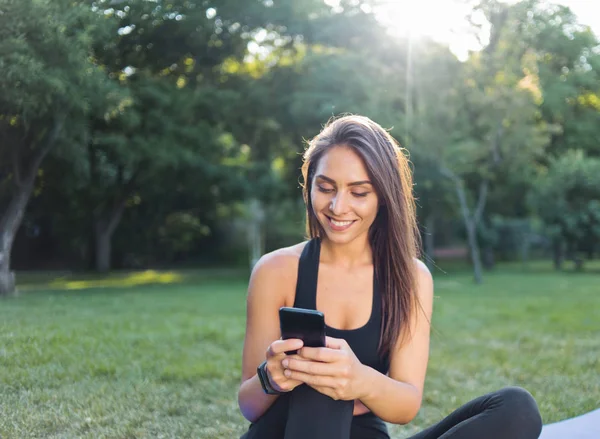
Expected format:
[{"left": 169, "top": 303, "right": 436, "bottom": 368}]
[{"left": 329, "top": 193, "right": 349, "bottom": 216}]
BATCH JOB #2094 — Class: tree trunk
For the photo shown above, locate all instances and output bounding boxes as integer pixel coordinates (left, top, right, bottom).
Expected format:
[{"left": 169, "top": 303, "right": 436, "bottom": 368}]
[
  {"left": 464, "top": 217, "right": 483, "bottom": 284},
  {"left": 423, "top": 214, "right": 435, "bottom": 271},
  {"left": 0, "top": 185, "right": 37, "bottom": 296},
  {"left": 0, "top": 229, "right": 17, "bottom": 296},
  {"left": 520, "top": 231, "right": 530, "bottom": 267},
  {"left": 93, "top": 201, "right": 126, "bottom": 273},
  {"left": 574, "top": 256, "right": 584, "bottom": 271},
  {"left": 0, "top": 115, "right": 64, "bottom": 296},
  {"left": 571, "top": 245, "right": 584, "bottom": 271},
  {"left": 88, "top": 155, "right": 136, "bottom": 273},
  {"left": 454, "top": 178, "right": 486, "bottom": 284},
  {"left": 247, "top": 198, "right": 265, "bottom": 270},
  {"left": 439, "top": 166, "right": 487, "bottom": 284},
  {"left": 586, "top": 248, "right": 594, "bottom": 260},
  {"left": 552, "top": 239, "right": 563, "bottom": 270},
  {"left": 483, "top": 246, "right": 495, "bottom": 270},
  {"left": 95, "top": 226, "right": 112, "bottom": 273},
  {"left": 0, "top": 264, "right": 16, "bottom": 297}
]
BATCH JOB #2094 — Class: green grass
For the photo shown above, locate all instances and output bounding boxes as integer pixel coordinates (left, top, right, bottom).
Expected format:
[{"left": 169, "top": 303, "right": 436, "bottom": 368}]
[{"left": 1, "top": 263, "right": 599, "bottom": 438}]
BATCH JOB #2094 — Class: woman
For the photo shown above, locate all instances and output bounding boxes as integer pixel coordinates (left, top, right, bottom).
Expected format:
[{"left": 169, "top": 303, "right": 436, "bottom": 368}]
[{"left": 238, "top": 115, "right": 542, "bottom": 439}]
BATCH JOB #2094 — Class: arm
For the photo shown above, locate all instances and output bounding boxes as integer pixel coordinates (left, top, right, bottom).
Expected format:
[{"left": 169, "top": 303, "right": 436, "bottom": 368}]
[
  {"left": 237, "top": 250, "right": 304, "bottom": 423},
  {"left": 358, "top": 260, "right": 434, "bottom": 424},
  {"left": 282, "top": 260, "right": 434, "bottom": 424}
]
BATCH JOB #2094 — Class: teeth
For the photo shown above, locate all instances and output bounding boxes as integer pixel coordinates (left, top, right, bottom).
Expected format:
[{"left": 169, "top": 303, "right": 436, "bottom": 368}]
[{"left": 331, "top": 219, "right": 353, "bottom": 226}]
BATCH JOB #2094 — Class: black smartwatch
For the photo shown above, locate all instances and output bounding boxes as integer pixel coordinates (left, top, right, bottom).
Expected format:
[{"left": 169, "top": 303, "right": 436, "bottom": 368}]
[{"left": 257, "top": 360, "right": 283, "bottom": 395}]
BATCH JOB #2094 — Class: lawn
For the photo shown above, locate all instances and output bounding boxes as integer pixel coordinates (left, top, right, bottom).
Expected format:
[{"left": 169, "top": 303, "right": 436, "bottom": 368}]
[{"left": 1, "top": 262, "right": 599, "bottom": 438}]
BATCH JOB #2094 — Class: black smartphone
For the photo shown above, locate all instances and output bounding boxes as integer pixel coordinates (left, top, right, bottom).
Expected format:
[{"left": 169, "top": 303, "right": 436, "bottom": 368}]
[{"left": 279, "top": 307, "right": 326, "bottom": 355}]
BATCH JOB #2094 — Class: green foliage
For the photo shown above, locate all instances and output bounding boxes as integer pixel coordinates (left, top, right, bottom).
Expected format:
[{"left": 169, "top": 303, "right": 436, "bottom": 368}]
[
  {"left": 529, "top": 150, "right": 600, "bottom": 250},
  {"left": 3, "top": 0, "right": 600, "bottom": 271},
  {"left": 0, "top": 0, "right": 121, "bottom": 167},
  {"left": 522, "top": 3, "right": 600, "bottom": 158},
  {"left": 159, "top": 212, "right": 210, "bottom": 257},
  {"left": 0, "top": 0, "right": 106, "bottom": 117}
]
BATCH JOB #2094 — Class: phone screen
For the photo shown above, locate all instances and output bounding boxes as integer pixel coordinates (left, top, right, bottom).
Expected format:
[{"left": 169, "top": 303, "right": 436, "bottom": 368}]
[{"left": 279, "top": 307, "right": 326, "bottom": 354}]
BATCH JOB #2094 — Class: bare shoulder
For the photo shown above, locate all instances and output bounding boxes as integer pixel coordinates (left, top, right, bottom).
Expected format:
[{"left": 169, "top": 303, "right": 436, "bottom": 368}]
[
  {"left": 413, "top": 258, "right": 433, "bottom": 287},
  {"left": 252, "top": 241, "right": 306, "bottom": 276},
  {"left": 248, "top": 241, "right": 309, "bottom": 306},
  {"left": 413, "top": 258, "right": 434, "bottom": 308}
]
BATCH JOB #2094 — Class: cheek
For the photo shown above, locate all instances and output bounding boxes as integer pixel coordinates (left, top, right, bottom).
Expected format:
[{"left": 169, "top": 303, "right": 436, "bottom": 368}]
[
  {"left": 310, "top": 188, "right": 327, "bottom": 210},
  {"left": 357, "top": 198, "right": 379, "bottom": 220}
]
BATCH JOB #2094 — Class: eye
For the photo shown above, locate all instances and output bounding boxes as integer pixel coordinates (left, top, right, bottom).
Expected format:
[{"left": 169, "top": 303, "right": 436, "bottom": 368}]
[
  {"left": 352, "top": 192, "right": 369, "bottom": 198},
  {"left": 317, "top": 185, "right": 334, "bottom": 194}
]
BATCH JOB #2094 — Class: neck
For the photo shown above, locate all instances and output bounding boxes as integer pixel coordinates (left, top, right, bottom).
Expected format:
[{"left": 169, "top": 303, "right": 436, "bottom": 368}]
[{"left": 319, "top": 234, "right": 372, "bottom": 268}]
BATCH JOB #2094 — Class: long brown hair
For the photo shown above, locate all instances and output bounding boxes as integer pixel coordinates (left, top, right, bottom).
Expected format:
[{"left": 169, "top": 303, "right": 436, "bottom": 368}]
[{"left": 301, "top": 115, "right": 422, "bottom": 358}]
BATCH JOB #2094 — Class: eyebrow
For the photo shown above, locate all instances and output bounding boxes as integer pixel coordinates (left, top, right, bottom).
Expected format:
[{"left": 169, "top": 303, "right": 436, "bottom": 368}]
[{"left": 315, "top": 174, "right": 372, "bottom": 187}]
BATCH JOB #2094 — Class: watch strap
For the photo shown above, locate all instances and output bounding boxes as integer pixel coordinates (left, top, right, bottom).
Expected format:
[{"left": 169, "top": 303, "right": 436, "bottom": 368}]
[{"left": 257, "top": 360, "right": 282, "bottom": 395}]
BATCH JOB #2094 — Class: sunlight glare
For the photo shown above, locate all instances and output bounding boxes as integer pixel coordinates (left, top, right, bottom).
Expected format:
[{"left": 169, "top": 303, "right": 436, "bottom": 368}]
[
  {"left": 371, "top": 0, "right": 600, "bottom": 62},
  {"left": 373, "top": 0, "right": 483, "bottom": 61}
]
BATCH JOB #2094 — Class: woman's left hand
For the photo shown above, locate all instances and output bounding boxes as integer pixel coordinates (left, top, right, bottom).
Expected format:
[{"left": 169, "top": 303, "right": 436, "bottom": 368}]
[{"left": 281, "top": 336, "right": 370, "bottom": 401}]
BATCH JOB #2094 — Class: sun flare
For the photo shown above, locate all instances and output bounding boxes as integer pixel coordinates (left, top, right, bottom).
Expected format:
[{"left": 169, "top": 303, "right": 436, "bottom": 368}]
[
  {"left": 368, "top": 0, "right": 600, "bottom": 61},
  {"left": 373, "top": 0, "right": 482, "bottom": 61}
]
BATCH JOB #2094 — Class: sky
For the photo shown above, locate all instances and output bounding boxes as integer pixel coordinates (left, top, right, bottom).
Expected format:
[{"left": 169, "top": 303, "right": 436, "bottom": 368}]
[{"left": 369, "top": 0, "right": 600, "bottom": 61}]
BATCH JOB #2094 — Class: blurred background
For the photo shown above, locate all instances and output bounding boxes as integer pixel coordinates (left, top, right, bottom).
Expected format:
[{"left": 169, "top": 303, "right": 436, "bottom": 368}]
[
  {"left": 1, "top": 0, "right": 599, "bottom": 290},
  {"left": 0, "top": 1, "right": 599, "bottom": 438}
]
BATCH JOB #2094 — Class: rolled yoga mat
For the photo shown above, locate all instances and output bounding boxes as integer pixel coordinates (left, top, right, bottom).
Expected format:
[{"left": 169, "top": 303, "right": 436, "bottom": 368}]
[{"left": 539, "top": 408, "right": 600, "bottom": 439}]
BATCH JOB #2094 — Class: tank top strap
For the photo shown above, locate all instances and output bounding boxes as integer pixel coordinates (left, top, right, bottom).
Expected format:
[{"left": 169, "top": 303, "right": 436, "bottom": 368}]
[
  {"left": 373, "top": 266, "right": 382, "bottom": 315},
  {"left": 293, "top": 237, "right": 321, "bottom": 309}
]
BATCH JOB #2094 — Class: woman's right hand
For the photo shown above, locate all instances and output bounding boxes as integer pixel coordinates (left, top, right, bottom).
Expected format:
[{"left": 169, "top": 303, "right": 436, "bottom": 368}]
[{"left": 264, "top": 338, "right": 305, "bottom": 393}]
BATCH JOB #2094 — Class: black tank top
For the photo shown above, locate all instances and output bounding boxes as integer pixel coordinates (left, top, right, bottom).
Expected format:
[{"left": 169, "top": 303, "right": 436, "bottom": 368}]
[{"left": 293, "top": 238, "right": 390, "bottom": 374}]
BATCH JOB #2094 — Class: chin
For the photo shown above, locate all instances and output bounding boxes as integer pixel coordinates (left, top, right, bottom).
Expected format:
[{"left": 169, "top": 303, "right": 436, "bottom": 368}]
[{"left": 322, "top": 231, "right": 355, "bottom": 244}]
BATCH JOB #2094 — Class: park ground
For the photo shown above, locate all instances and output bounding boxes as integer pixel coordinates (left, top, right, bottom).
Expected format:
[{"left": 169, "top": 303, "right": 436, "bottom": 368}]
[{"left": 1, "top": 261, "right": 599, "bottom": 438}]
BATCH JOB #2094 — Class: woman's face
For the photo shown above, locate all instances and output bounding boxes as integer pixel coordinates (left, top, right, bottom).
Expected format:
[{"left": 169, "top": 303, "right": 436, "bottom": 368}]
[{"left": 311, "top": 145, "right": 380, "bottom": 245}]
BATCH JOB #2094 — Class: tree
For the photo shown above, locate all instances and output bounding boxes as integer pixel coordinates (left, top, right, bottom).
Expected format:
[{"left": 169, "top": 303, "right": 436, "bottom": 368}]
[
  {"left": 529, "top": 150, "right": 600, "bottom": 270},
  {"left": 521, "top": 3, "right": 600, "bottom": 159},
  {"left": 79, "top": 0, "right": 275, "bottom": 271},
  {"left": 209, "top": 0, "right": 406, "bottom": 266},
  {"left": 513, "top": 2, "right": 600, "bottom": 269},
  {"left": 404, "top": 41, "right": 464, "bottom": 269},
  {"left": 0, "top": 0, "right": 120, "bottom": 295},
  {"left": 411, "top": 0, "right": 550, "bottom": 283}
]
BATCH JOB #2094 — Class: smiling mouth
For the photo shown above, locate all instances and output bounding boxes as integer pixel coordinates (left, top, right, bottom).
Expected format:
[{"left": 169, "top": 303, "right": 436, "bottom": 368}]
[{"left": 326, "top": 215, "right": 356, "bottom": 231}]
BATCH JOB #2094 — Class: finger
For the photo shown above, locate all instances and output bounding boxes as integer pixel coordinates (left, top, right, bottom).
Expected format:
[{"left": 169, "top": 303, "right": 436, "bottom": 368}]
[
  {"left": 275, "top": 378, "right": 303, "bottom": 393},
  {"left": 281, "top": 355, "right": 310, "bottom": 369},
  {"left": 284, "top": 358, "right": 338, "bottom": 376},
  {"left": 269, "top": 369, "right": 303, "bottom": 392},
  {"left": 298, "top": 346, "right": 343, "bottom": 363},
  {"left": 269, "top": 339, "right": 304, "bottom": 356},
  {"left": 325, "top": 336, "right": 346, "bottom": 350},
  {"left": 284, "top": 369, "right": 336, "bottom": 388}
]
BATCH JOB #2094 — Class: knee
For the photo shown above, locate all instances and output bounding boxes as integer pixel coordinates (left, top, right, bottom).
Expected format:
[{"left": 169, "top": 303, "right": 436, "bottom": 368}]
[{"left": 497, "top": 387, "right": 542, "bottom": 438}]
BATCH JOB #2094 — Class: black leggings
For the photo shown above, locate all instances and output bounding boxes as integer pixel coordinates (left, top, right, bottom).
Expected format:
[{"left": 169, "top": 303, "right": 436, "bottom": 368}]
[{"left": 241, "top": 385, "right": 543, "bottom": 439}]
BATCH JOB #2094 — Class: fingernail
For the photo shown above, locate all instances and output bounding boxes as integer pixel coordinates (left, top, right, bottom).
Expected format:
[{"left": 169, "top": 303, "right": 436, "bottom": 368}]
[
  {"left": 282, "top": 359, "right": 289, "bottom": 368},
  {"left": 284, "top": 369, "right": 291, "bottom": 377}
]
